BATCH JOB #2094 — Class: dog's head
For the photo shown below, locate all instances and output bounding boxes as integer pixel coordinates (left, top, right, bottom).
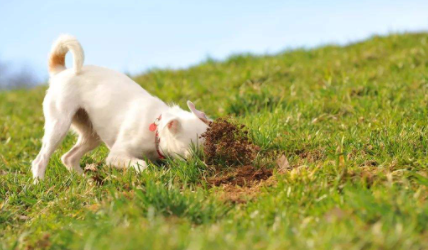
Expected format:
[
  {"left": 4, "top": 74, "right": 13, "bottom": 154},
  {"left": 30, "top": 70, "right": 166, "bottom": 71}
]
[{"left": 158, "top": 101, "right": 210, "bottom": 158}]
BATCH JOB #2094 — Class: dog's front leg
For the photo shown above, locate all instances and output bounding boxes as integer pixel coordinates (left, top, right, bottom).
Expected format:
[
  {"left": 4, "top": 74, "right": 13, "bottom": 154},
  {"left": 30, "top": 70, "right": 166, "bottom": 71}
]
[{"left": 106, "top": 153, "right": 147, "bottom": 172}]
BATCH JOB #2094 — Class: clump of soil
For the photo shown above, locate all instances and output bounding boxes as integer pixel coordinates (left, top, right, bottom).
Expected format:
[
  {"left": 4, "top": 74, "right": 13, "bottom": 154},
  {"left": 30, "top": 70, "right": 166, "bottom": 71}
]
[
  {"left": 208, "top": 165, "right": 272, "bottom": 187},
  {"left": 84, "top": 163, "right": 105, "bottom": 185},
  {"left": 201, "top": 118, "right": 259, "bottom": 166}
]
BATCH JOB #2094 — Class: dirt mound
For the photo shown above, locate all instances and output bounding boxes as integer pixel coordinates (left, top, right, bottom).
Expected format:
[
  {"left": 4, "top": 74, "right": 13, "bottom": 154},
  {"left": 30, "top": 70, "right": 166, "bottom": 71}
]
[
  {"left": 208, "top": 165, "right": 272, "bottom": 187},
  {"left": 201, "top": 118, "right": 259, "bottom": 166},
  {"left": 200, "top": 118, "right": 275, "bottom": 203}
]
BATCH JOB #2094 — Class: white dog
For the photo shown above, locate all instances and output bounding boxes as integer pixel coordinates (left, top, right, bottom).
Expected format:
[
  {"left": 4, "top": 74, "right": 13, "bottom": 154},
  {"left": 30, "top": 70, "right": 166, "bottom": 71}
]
[{"left": 31, "top": 35, "right": 210, "bottom": 180}]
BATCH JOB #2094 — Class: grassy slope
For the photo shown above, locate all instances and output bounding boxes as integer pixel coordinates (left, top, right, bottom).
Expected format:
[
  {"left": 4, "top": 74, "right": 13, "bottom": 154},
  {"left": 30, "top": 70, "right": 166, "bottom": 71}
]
[{"left": 1, "top": 33, "right": 428, "bottom": 249}]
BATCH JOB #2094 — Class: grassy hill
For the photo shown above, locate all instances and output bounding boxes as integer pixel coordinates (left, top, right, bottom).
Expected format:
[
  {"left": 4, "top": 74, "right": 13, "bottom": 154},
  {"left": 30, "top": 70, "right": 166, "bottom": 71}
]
[{"left": 2, "top": 33, "right": 428, "bottom": 249}]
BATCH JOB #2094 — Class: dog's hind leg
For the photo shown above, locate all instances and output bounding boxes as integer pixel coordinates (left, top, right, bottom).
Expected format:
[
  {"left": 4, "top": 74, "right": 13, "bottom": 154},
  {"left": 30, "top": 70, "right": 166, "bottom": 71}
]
[
  {"left": 61, "top": 109, "right": 101, "bottom": 173},
  {"left": 32, "top": 94, "right": 78, "bottom": 180},
  {"left": 31, "top": 115, "right": 73, "bottom": 180},
  {"left": 61, "top": 134, "right": 100, "bottom": 174}
]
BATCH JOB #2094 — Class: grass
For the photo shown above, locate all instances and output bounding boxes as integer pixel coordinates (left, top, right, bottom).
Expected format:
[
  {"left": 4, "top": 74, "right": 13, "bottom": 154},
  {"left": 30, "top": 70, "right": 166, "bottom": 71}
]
[{"left": 2, "top": 32, "right": 428, "bottom": 249}]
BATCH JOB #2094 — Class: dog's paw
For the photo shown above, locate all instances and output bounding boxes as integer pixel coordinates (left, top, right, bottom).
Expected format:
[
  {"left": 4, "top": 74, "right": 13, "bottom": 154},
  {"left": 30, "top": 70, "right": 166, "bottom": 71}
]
[
  {"left": 131, "top": 160, "right": 147, "bottom": 172},
  {"left": 32, "top": 176, "right": 42, "bottom": 184}
]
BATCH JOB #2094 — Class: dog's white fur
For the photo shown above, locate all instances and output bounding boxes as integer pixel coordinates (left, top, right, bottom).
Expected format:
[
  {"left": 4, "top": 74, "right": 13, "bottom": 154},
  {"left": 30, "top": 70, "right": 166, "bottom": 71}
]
[{"left": 32, "top": 35, "right": 209, "bottom": 180}]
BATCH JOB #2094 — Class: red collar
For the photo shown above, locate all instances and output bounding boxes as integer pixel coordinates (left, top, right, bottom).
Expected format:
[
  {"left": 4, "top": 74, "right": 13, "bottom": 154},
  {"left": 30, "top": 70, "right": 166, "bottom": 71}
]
[{"left": 149, "top": 115, "right": 166, "bottom": 160}]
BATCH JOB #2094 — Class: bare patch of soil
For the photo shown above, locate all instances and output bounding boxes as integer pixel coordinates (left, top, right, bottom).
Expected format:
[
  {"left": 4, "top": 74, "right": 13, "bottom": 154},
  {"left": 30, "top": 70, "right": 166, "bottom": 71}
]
[
  {"left": 207, "top": 165, "right": 275, "bottom": 204},
  {"left": 214, "top": 176, "right": 278, "bottom": 204},
  {"left": 218, "top": 184, "right": 265, "bottom": 204},
  {"left": 25, "top": 234, "right": 51, "bottom": 250},
  {"left": 208, "top": 165, "right": 272, "bottom": 187}
]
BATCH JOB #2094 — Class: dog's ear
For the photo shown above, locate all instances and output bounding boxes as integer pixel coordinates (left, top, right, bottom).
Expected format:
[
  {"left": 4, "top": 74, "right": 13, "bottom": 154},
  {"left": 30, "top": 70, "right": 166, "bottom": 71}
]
[
  {"left": 166, "top": 118, "right": 180, "bottom": 134},
  {"left": 187, "top": 101, "right": 209, "bottom": 124},
  {"left": 163, "top": 115, "right": 181, "bottom": 134}
]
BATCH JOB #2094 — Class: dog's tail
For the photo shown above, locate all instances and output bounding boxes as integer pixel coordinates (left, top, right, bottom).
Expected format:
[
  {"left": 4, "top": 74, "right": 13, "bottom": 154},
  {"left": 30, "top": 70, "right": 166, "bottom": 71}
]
[{"left": 48, "top": 34, "right": 84, "bottom": 76}]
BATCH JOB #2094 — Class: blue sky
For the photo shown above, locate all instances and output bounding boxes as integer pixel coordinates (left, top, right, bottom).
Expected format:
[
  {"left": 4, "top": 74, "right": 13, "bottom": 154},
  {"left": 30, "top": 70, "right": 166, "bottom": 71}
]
[{"left": 0, "top": 0, "right": 428, "bottom": 81}]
